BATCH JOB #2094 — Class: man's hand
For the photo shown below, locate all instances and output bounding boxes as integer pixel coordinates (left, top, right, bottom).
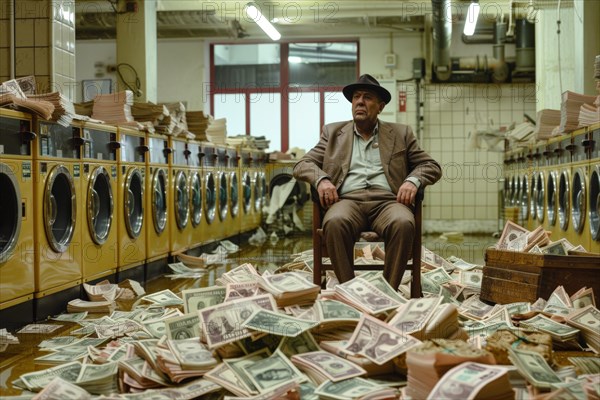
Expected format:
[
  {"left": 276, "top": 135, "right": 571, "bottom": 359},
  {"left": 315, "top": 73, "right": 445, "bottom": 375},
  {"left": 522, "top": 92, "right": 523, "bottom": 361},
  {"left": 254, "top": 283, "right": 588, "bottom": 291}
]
[
  {"left": 317, "top": 179, "right": 339, "bottom": 208},
  {"left": 397, "top": 181, "right": 417, "bottom": 206}
]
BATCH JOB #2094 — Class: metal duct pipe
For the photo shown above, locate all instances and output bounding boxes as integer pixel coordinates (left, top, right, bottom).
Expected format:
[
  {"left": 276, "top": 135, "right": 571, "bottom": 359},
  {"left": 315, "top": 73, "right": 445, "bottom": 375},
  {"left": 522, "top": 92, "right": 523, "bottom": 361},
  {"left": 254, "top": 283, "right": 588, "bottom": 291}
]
[
  {"left": 492, "top": 21, "right": 509, "bottom": 82},
  {"left": 431, "top": 0, "right": 452, "bottom": 81}
]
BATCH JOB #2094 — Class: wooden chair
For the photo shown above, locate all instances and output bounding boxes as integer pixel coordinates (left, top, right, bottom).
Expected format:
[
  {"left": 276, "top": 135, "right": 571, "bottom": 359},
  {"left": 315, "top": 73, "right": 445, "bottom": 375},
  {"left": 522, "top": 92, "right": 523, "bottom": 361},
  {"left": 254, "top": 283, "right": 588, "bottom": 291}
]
[{"left": 312, "top": 188, "right": 424, "bottom": 298}]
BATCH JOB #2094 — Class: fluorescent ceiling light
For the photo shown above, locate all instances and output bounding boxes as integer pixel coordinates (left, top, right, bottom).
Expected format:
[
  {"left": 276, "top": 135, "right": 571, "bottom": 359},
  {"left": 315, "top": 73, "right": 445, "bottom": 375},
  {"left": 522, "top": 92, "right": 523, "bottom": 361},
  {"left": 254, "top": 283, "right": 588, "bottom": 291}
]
[
  {"left": 246, "top": 3, "right": 281, "bottom": 41},
  {"left": 288, "top": 56, "right": 302, "bottom": 64},
  {"left": 463, "top": 2, "right": 480, "bottom": 36}
]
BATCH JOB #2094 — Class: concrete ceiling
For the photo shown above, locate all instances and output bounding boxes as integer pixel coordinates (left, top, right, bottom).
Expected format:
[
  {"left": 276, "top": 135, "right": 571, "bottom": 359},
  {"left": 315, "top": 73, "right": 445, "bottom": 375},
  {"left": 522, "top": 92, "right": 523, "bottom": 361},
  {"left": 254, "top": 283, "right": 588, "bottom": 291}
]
[{"left": 74, "top": 0, "right": 567, "bottom": 40}]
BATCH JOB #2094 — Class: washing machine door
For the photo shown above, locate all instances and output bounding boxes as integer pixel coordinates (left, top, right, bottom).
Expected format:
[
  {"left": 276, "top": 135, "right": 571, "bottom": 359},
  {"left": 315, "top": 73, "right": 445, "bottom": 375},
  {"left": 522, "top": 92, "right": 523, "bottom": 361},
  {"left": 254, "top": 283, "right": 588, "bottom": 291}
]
[
  {"left": 204, "top": 172, "right": 216, "bottom": 224},
  {"left": 87, "top": 166, "right": 114, "bottom": 245},
  {"left": 43, "top": 165, "right": 76, "bottom": 253},
  {"left": 590, "top": 166, "right": 599, "bottom": 241},
  {"left": 253, "top": 172, "right": 261, "bottom": 212},
  {"left": 529, "top": 173, "right": 537, "bottom": 221},
  {"left": 242, "top": 172, "right": 251, "bottom": 214},
  {"left": 230, "top": 172, "right": 239, "bottom": 218},
  {"left": 519, "top": 175, "right": 528, "bottom": 221},
  {"left": 218, "top": 172, "right": 228, "bottom": 221},
  {"left": 152, "top": 168, "right": 168, "bottom": 234},
  {"left": 546, "top": 171, "right": 557, "bottom": 225},
  {"left": 189, "top": 171, "right": 202, "bottom": 227},
  {"left": 536, "top": 171, "right": 545, "bottom": 222},
  {"left": 174, "top": 170, "right": 189, "bottom": 230},
  {"left": 558, "top": 170, "right": 570, "bottom": 231},
  {"left": 0, "top": 163, "right": 21, "bottom": 260},
  {"left": 571, "top": 168, "right": 586, "bottom": 234},
  {"left": 260, "top": 172, "right": 267, "bottom": 206},
  {"left": 124, "top": 168, "right": 144, "bottom": 238}
]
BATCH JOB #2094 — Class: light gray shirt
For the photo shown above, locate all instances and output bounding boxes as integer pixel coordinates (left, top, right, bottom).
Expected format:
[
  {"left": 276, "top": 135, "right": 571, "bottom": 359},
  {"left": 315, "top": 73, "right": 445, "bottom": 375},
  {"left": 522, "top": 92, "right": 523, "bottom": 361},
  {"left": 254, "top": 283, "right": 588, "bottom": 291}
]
[{"left": 338, "top": 124, "right": 392, "bottom": 195}]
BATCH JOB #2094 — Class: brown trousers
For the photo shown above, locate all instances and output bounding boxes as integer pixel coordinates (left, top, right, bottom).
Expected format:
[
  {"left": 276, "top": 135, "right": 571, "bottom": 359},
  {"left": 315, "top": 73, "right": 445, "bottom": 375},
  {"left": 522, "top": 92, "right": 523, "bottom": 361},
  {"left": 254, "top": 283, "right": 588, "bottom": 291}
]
[{"left": 322, "top": 188, "right": 415, "bottom": 289}]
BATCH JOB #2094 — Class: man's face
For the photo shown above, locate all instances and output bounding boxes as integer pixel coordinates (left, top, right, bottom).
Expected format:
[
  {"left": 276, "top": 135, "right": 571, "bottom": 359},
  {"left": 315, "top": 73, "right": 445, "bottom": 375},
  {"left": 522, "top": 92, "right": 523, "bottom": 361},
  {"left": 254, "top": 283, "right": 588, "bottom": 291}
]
[{"left": 352, "top": 89, "right": 385, "bottom": 125}]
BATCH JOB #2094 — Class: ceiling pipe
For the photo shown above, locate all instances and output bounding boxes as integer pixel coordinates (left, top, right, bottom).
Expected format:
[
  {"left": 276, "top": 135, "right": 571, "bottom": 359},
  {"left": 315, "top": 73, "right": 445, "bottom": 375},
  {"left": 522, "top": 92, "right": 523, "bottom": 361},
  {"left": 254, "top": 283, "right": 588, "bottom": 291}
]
[{"left": 431, "top": 0, "right": 452, "bottom": 81}]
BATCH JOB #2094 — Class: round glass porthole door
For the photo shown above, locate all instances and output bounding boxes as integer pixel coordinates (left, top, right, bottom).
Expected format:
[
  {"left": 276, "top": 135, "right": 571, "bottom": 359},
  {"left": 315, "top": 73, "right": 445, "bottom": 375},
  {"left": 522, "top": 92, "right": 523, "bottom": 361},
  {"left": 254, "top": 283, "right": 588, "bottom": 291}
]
[
  {"left": 189, "top": 172, "right": 202, "bottom": 227},
  {"left": 535, "top": 171, "right": 545, "bottom": 222},
  {"left": 510, "top": 175, "right": 517, "bottom": 206},
  {"left": 0, "top": 163, "right": 21, "bottom": 260},
  {"left": 124, "top": 168, "right": 143, "bottom": 239},
  {"left": 230, "top": 172, "right": 239, "bottom": 218},
  {"left": 218, "top": 172, "right": 228, "bottom": 221},
  {"left": 547, "top": 171, "right": 557, "bottom": 225},
  {"left": 174, "top": 170, "right": 189, "bottom": 230},
  {"left": 260, "top": 172, "right": 267, "bottom": 205},
  {"left": 253, "top": 172, "right": 261, "bottom": 212},
  {"left": 558, "top": 170, "right": 570, "bottom": 231},
  {"left": 520, "top": 175, "right": 528, "bottom": 221},
  {"left": 590, "top": 166, "right": 599, "bottom": 241},
  {"left": 529, "top": 173, "right": 537, "bottom": 221},
  {"left": 204, "top": 172, "right": 216, "bottom": 224},
  {"left": 152, "top": 168, "right": 168, "bottom": 234},
  {"left": 503, "top": 177, "right": 510, "bottom": 207},
  {"left": 87, "top": 167, "right": 113, "bottom": 245},
  {"left": 43, "top": 165, "right": 76, "bottom": 253},
  {"left": 242, "top": 172, "right": 251, "bottom": 214},
  {"left": 571, "top": 168, "right": 586, "bottom": 234}
]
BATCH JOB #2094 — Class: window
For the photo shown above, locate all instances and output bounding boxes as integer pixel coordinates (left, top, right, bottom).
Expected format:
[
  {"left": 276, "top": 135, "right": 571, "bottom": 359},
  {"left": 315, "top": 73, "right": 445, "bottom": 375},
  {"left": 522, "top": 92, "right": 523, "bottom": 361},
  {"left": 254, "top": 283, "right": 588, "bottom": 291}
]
[{"left": 210, "top": 41, "right": 358, "bottom": 152}]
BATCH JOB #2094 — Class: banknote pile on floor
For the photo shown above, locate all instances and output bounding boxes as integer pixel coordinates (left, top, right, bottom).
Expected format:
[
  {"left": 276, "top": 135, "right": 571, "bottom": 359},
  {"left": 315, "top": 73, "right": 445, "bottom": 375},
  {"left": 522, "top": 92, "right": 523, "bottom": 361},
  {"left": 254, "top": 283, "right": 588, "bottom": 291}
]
[{"left": 5, "top": 233, "right": 600, "bottom": 399}]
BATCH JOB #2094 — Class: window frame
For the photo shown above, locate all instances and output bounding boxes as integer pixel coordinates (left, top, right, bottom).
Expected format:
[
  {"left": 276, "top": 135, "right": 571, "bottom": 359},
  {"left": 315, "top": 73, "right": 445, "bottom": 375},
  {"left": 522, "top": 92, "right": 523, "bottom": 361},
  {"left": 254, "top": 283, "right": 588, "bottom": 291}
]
[{"left": 209, "top": 39, "right": 359, "bottom": 152}]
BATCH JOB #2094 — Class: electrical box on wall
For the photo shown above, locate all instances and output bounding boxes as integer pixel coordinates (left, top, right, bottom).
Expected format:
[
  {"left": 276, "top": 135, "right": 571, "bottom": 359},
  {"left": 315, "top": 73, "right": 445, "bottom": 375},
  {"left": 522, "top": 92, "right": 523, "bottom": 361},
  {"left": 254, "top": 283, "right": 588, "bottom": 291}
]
[{"left": 384, "top": 53, "right": 397, "bottom": 69}]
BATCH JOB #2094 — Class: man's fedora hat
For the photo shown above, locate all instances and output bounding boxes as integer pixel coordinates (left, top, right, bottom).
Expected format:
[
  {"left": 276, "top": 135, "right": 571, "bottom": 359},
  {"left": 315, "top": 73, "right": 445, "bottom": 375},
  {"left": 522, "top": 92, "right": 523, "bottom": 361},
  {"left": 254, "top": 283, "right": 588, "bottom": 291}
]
[{"left": 342, "top": 74, "right": 391, "bottom": 104}]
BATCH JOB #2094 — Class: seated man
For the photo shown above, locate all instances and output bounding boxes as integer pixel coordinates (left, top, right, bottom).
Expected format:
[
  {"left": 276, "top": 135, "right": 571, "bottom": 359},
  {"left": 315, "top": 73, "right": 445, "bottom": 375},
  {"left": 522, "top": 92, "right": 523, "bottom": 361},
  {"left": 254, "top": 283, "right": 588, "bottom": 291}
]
[{"left": 293, "top": 74, "right": 442, "bottom": 289}]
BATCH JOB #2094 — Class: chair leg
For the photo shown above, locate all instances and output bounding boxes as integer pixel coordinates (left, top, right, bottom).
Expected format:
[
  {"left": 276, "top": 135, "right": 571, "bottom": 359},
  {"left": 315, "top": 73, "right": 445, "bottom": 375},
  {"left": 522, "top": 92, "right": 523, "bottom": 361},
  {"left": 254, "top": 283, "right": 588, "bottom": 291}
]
[{"left": 313, "top": 239, "right": 322, "bottom": 286}]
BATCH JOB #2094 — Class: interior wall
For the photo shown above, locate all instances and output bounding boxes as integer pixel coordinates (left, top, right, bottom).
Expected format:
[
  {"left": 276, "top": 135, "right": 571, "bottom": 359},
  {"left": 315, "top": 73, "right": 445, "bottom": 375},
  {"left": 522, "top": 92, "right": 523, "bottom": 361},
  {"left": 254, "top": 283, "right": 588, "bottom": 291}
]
[
  {"left": 74, "top": 18, "right": 572, "bottom": 234},
  {"left": 75, "top": 38, "right": 204, "bottom": 110}
]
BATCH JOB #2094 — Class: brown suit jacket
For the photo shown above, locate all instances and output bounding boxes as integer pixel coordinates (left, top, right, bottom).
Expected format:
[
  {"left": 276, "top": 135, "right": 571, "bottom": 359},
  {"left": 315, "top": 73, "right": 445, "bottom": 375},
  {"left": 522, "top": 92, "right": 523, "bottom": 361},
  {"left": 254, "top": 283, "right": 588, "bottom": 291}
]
[{"left": 293, "top": 120, "right": 442, "bottom": 194}]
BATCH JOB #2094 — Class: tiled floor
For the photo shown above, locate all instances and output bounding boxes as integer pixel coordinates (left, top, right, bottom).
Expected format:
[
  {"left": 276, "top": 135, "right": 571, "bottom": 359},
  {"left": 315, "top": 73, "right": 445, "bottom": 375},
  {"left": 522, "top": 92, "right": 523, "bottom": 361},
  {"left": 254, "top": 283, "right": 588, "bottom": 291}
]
[{"left": 0, "top": 231, "right": 496, "bottom": 396}]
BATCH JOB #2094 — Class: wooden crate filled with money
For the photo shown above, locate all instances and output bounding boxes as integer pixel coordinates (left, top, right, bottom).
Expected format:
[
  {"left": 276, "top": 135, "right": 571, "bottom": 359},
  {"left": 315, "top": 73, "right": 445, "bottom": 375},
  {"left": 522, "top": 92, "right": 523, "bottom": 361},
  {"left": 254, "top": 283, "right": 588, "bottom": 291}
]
[{"left": 481, "top": 248, "right": 600, "bottom": 305}]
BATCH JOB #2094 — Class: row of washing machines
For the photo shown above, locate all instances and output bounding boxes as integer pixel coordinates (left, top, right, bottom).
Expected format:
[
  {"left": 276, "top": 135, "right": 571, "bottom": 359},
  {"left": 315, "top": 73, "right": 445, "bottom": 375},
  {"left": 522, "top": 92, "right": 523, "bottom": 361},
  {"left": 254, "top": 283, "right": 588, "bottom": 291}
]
[
  {"left": 503, "top": 123, "right": 599, "bottom": 253},
  {"left": 0, "top": 108, "right": 268, "bottom": 326}
]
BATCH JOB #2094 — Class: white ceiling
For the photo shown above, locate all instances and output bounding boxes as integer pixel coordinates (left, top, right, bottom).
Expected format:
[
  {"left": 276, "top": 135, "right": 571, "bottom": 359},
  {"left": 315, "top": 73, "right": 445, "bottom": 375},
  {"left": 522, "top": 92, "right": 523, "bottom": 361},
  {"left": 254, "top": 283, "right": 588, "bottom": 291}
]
[{"left": 75, "top": 0, "right": 568, "bottom": 40}]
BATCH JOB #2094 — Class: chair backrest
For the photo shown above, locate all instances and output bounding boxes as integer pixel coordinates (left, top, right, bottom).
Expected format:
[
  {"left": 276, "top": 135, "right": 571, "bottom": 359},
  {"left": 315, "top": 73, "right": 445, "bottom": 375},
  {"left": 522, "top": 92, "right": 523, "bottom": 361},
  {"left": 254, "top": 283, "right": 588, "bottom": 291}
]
[{"left": 312, "top": 188, "right": 424, "bottom": 298}]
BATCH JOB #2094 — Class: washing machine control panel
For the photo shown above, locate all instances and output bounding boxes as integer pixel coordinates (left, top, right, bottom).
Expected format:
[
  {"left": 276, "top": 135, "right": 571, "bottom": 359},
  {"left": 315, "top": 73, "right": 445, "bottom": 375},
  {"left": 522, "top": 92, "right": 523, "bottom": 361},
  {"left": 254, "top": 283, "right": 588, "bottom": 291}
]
[
  {"left": 148, "top": 137, "right": 170, "bottom": 164},
  {"left": 37, "top": 122, "right": 80, "bottom": 159},
  {"left": 81, "top": 127, "right": 117, "bottom": 161},
  {"left": 0, "top": 114, "right": 33, "bottom": 156},
  {"left": 119, "top": 133, "right": 146, "bottom": 163}
]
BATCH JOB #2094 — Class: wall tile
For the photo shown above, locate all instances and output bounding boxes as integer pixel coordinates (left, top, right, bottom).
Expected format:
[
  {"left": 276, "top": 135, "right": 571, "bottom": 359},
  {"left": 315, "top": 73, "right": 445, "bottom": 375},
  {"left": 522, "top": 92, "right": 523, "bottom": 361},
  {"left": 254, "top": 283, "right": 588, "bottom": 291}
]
[
  {"left": 16, "top": 1, "right": 49, "bottom": 19},
  {"left": 0, "top": 20, "right": 9, "bottom": 47},
  {"left": 15, "top": 47, "right": 34, "bottom": 75},
  {"left": 15, "top": 19, "right": 35, "bottom": 47},
  {"left": 0, "top": 48, "right": 10, "bottom": 77},
  {"left": 34, "top": 19, "right": 49, "bottom": 47},
  {"left": 52, "top": 20, "right": 61, "bottom": 48},
  {"left": 34, "top": 47, "right": 49, "bottom": 75}
]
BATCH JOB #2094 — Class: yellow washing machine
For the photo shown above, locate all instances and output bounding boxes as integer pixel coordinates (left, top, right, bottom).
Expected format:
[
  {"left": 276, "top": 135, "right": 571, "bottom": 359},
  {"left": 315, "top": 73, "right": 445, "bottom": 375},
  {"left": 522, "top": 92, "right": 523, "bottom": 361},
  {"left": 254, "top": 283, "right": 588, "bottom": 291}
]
[
  {"left": 187, "top": 140, "right": 204, "bottom": 250},
  {"left": 543, "top": 135, "right": 568, "bottom": 239},
  {"left": 515, "top": 148, "right": 528, "bottom": 227},
  {"left": 566, "top": 129, "right": 590, "bottom": 248},
  {"left": 589, "top": 163, "right": 600, "bottom": 253},
  {"left": 169, "top": 136, "right": 192, "bottom": 255},
  {"left": 532, "top": 146, "right": 549, "bottom": 234},
  {"left": 555, "top": 135, "right": 573, "bottom": 241},
  {"left": 33, "top": 120, "right": 82, "bottom": 304},
  {"left": 0, "top": 109, "right": 36, "bottom": 322},
  {"left": 116, "top": 127, "right": 146, "bottom": 281},
  {"left": 214, "top": 144, "right": 230, "bottom": 241},
  {"left": 226, "top": 145, "right": 241, "bottom": 238},
  {"left": 200, "top": 142, "right": 218, "bottom": 244},
  {"left": 239, "top": 148, "right": 255, "bottom": 234},
  {"left": 146, "top": 133, "right": 171, "bottom": 263},
  {"left": 251, "top": 150, "right": 267, "bottom": 229},
  {"left": 80, "top": 122, "right": 119, "bottom": 282}
]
